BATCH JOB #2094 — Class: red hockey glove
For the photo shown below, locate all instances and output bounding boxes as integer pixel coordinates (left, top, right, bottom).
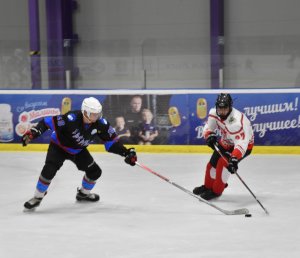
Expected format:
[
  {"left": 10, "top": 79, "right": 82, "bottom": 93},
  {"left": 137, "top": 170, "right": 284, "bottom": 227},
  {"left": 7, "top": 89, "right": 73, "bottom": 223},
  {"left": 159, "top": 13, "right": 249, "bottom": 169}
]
[
  {"left": 22, "top": 128, "right": 40, "bottom": 146},
  {"left": 124, "top": 148, "right": 137, "bottom": 166},
  {"left": 227, "top": 156, "right": 238, "bottom": 174}
]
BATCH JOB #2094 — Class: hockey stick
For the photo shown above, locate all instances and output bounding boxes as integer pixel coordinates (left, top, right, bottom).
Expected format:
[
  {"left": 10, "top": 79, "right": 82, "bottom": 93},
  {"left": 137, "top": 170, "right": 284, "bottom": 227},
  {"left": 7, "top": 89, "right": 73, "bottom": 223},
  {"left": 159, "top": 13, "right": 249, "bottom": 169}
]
[
  {"left": 214, "top": 144, "right": 269, "bottom": 215},
  {"left": 135, "top": 161, "right": 249, "bottom": 216}
]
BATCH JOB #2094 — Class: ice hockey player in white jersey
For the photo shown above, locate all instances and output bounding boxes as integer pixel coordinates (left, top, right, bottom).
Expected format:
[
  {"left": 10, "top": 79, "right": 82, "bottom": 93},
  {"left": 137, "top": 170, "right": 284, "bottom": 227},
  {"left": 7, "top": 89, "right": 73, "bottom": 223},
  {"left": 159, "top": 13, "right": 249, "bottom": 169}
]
[{"left": 193, "top": 93, "right": 254, "bottom": 200}]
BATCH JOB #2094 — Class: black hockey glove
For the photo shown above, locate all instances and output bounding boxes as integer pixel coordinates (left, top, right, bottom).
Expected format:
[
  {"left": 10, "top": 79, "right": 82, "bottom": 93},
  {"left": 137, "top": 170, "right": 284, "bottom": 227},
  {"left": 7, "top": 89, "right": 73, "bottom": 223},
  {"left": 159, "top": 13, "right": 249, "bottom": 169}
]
[
  {"left": 22, "top": 128, "right": 41, "bottom": 146},
  {"left": 206, "top": 133, "right": 217, "bottom": 150},
  {"left": 227, "top": 156, "right": 238, "bottom": 174},
  {"left": 124, "top": 148, "right": 137, "bottom": 166}
]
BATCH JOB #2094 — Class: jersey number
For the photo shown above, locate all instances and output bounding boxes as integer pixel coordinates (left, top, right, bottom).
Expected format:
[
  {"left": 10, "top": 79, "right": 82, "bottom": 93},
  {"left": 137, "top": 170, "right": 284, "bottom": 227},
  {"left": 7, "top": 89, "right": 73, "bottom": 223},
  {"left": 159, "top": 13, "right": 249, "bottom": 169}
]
[{"left": 236, "top": 132, "right": 245, "bottom": 140}]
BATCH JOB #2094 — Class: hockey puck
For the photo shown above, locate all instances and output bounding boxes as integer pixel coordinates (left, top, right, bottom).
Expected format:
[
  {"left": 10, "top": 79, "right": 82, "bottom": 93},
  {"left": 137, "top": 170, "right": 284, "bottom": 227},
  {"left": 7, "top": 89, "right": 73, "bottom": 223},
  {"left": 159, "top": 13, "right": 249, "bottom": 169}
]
[{"left": 245, "top": 214, "right": 252, "bottom": 217}]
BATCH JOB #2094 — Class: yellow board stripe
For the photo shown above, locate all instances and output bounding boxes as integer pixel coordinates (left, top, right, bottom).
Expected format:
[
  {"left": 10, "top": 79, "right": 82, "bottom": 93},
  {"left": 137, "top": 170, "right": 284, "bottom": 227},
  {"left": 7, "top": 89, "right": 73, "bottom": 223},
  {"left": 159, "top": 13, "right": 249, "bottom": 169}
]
[{"left": 0, "top": 144, "right": 299, "bottom": 154}]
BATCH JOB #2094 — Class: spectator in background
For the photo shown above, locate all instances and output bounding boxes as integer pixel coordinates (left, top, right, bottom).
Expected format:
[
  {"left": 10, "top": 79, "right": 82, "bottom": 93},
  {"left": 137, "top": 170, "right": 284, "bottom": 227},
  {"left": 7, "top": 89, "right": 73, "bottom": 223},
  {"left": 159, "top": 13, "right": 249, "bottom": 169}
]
[
  {"left": 123, "top": 95, "right": 143, "bottom": 144},
  {"left": 138, "top": 108, "right": 159, "bottom": 145},
  {"left": 114, "top": 116, "right": 131, "bottom": 144}
]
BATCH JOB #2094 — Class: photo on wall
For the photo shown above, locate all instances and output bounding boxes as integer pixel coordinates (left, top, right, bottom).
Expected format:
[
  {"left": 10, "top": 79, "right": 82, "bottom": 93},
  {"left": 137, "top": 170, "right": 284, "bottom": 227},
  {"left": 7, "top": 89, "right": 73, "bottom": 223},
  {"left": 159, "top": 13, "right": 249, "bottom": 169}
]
[{"left": 102, "top": 94, "right": 172, "bottom": 145}]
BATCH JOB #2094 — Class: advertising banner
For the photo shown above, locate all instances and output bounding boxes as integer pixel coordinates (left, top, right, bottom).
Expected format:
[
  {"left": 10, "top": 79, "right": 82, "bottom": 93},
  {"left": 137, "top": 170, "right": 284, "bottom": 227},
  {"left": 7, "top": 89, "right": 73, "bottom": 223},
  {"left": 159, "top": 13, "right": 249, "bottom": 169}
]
[{"left": 0, "top": 90, "right": 299, "bottom": 146}]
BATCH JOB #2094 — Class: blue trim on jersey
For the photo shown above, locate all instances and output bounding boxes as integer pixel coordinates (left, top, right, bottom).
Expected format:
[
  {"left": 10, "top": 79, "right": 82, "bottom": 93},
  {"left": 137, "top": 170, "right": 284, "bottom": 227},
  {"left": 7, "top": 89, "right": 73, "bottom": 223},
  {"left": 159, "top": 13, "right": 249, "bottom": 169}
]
[
  {"left": 36, "top": 180, "right": 49, "bottom": 193},
  {"left": 100, "top": 118, "right": 108, "bottom": 125},
  {"left": 51, "top": 132, "right": 82, "bottom": 155},
  {"left": 104, "top": 137, "right": 119, "bottom": 151},
  {"left": 44, "top": 116, "right": 55, "bottom": 130}
]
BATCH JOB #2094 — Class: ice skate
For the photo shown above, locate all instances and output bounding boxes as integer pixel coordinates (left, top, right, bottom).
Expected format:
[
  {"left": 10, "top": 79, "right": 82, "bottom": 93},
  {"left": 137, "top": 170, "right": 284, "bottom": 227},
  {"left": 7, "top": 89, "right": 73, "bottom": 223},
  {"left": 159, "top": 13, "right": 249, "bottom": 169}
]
[
  {"left": 193, "top": 185, "right": 209, "bottom": 195},
  {"left": 24, "top": 197, "right": 42, "bottom": 210},
  {"left": 200, "top": 189, "right": 221, "bottom": 201},
  {"left": 24, "top": 191, "right": 47, "bottom": 211},
  {"left": 193, "top": 183, "right": 227, "bottom": 196},
  {"left": 24, "top": 197, "right": 43, "bottom": 211},
  {"left": 76, "top": 188, "right": 100, "bottom": 202}
]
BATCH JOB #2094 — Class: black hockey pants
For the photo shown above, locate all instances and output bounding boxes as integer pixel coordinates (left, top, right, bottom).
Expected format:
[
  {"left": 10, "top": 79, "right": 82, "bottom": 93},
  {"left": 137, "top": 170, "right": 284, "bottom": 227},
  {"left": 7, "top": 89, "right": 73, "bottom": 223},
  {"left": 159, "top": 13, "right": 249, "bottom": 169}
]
[{"left": 40, "top": 142, "right": 102, "bottom": 181}]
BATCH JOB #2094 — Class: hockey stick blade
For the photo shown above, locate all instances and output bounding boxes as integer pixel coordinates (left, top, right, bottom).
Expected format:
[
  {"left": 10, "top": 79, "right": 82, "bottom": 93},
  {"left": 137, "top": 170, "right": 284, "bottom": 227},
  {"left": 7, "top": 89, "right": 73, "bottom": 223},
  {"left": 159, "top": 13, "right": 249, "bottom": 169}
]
[
  {"left": 188, "top": 187, "right": 249, "bottom": 215},
  {"left": 195, "top": 196, "right": 249, "bottom": 215},
  {"left": 136, "top": 162, "right": 249, "bottom": 216}
]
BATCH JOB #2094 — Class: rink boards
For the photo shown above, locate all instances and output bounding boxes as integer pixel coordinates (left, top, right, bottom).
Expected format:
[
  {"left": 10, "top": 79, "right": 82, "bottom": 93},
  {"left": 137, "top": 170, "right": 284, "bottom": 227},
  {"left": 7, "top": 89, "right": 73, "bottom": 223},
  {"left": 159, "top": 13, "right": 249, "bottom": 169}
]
[{"left": 0, "top": 88, "right": 300, "bottom": 151}]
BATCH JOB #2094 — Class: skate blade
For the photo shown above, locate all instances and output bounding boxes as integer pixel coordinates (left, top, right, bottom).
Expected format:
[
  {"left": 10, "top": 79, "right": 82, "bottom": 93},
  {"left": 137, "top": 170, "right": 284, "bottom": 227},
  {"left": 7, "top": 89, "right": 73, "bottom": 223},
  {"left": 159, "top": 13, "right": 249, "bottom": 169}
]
[{"left": 23, "top": 206, "right": 38, "bottom": 212}]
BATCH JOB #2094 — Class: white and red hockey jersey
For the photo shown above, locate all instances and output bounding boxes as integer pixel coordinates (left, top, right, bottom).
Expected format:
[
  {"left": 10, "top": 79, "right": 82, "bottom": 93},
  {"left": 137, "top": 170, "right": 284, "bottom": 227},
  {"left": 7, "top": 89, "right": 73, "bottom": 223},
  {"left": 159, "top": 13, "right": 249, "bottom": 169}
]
[{"left": 203, "top": 107, "right": 254, "bottom": 159}]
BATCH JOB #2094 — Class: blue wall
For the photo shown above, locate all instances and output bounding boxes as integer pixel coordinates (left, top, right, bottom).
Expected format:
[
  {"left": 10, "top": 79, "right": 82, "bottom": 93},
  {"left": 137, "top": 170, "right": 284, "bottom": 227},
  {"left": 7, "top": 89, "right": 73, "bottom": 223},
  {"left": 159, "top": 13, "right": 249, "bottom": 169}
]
[{"left": 0, "top": 89, "right": 299, "bottom": 146}]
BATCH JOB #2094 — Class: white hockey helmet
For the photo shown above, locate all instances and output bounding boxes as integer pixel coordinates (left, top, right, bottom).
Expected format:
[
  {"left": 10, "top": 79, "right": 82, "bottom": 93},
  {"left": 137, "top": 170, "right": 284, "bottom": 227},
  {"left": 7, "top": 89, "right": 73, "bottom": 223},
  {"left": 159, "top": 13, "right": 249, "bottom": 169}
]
[{"left": 81, "top": 97, "right": 103, "bottom": 120}]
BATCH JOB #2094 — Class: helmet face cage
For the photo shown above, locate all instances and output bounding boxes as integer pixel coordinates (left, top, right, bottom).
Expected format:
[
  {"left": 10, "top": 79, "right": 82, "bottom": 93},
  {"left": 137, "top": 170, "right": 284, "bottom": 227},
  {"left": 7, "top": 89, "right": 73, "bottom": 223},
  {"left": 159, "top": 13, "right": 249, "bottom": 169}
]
[
  {"left": 83, "top": 109, "right": 103, "bottom": 120},
  {"left": 215, "top": 93, "right": 233, "bottom": 119}
]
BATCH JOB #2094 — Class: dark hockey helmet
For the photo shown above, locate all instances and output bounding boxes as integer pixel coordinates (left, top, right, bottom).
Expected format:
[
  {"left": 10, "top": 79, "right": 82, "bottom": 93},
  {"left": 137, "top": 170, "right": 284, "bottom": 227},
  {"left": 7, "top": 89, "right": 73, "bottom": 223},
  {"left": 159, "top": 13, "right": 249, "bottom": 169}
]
[
  {"left": 215, "top": 93, "right": 233, "bottom": 119},
  {"left": 215, "top": 93, "right": 233, "bottom": 109}
]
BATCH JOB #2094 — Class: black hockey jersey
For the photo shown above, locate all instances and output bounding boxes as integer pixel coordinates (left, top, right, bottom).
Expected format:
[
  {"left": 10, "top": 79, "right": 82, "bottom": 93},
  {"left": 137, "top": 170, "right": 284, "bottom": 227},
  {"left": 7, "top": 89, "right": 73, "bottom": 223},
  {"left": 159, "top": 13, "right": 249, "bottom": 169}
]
[{"left": 35, "top": 110, "right": 127, "bottom": 156}]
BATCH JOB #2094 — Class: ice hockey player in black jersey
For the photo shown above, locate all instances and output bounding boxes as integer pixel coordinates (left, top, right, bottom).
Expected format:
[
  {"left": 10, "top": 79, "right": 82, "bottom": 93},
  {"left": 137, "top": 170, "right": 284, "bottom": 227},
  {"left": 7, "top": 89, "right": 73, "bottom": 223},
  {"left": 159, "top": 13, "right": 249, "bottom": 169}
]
[{"left": 22, "top": 97, "right": 137, "bottom": 210}]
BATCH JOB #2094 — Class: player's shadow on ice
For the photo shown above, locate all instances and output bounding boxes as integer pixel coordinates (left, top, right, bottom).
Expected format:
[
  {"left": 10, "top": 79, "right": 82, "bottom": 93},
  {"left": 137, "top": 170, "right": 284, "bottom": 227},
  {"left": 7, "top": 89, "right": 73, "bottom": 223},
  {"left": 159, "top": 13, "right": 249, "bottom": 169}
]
[
  {"left": 24, "top": 201, "right": 143, "bottom": 215},
  {"left": 216, "top": 193, "right": 270, "bottom": 206}
]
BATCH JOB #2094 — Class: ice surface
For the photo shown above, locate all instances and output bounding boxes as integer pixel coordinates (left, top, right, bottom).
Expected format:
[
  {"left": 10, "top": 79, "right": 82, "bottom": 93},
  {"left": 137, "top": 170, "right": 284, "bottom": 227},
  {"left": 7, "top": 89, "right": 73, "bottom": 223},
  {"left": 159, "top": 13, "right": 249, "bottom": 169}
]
[{"left": 0, "top": 152, "right": 299, "bottom": 258}]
